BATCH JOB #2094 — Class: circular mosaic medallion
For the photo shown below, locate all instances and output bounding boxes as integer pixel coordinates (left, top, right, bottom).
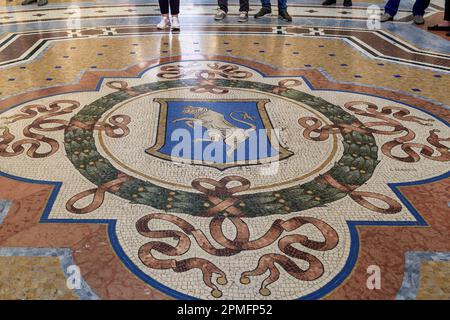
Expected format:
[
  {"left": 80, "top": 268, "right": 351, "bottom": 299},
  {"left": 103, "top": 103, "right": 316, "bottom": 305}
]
[{"left": 64, "top": 77, "right": 379, "bottom": 217}]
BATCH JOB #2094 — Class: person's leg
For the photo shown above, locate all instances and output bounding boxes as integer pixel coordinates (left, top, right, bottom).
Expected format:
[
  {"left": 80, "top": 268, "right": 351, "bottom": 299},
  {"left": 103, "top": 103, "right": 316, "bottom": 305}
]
[
  {"left": 384, "top": 0, "right": 401, "bottom": 16},
  {"left": 261, "top": 0, "right": 272, "bottom": 9},
  {"left": 412, "top": 0, "right": 430, "bottom": 16},
  {"left": 169, "top": 0, "right": 180, "bottom": 15},
  {"left": 322, "top": 0, "right": 337, "bottom": 5},
  {"left": 157, "top": 0, "right": 171, "bottom": 29},
  {"left": 278, "top": 0, "right": 291, "bottom": 21},
  {"left": 21, "top": 0, "right": 37, "bottom": 5},
  {"left": 239, "top": 0, "right": 250, "bottom": 12},
  {"left": 159, "top": 0, "right": 170, "bottom": 15},
  {"left": 218, "top": 0, "right": 229, "bottom": 13},
  {"left": 255, "top": 0, "right": 272, "bottom": 18},
  {"left": 170, "top": 0, "right": 180, "bottom": 30},
  {"left": 237, "top": 0, "right": 249, "bottom": 22},
  {"left": 445, "top": 0, "right": 450, "bottom": 21},
  {"left": 215, "top": 0, "right": 228, "bottom": 20},
  {"left": 343, "top": 0, "right": 352, "bottom": 7},
  {"left": 278, "top": 0, "right": 287, "bottom": 11}
]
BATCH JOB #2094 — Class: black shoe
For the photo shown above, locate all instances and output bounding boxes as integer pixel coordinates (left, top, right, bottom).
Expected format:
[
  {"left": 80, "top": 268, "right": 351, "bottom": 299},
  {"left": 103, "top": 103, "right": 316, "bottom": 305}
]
[
  {"left": 278, "top": 10, "right": 292, "bottom": 22},
  {"left": 254, "top": 7, "right": 272, "bottom": 19},
  {"left": 343, "top": 0, "right": 352, "bottom": 6},
  {"left": 37, "top": 0, "right": 48, "bottom": 6},
  {"left": 21, "top": 0, "right": 37, "bottom": 5},
  {"left": 322, "top": 0, "right": 337, "bottom": 5}
]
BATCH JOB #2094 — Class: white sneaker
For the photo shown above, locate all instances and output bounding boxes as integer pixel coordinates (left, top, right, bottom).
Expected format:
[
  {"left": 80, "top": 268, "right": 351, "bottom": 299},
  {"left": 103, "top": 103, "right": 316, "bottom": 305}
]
[
  {"left": 238, "top": 11, "right": 248, "bottom": 23},
  {"left": 171, "top": 16, "right": 180, "bottom": 30},
  {"left": 380, "top": 13, "right": 394, "bottom": 22},
  {"left": 214, "top": 9, "right": 227, "bottom": 20},
  {"left": 157, "top": 17, "right": 170, "bottom": 30},
  {"left": 413, "top": 15, "right": 425, "bottom": 25}
]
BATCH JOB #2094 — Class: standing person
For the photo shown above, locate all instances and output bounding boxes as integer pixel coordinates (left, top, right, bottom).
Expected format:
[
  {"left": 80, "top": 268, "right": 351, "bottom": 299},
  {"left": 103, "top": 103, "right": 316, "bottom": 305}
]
[
  {"left": 157, "top": 0, "right": 180, "bottom": 30},
  {"left": 215, "top": 0, "right": 250, "bottom": 22},
  {"left": 21, "top": 0, "right": 48, "bottom": 5},
  {"left": 254, "top": 0, "right": 292, "bottom": 22},
  {"left": 380, "top": 0, "right": 430, "bottom": 24},
  {"left": 322, "top": 0, "right": 352, "bottom": 7}
]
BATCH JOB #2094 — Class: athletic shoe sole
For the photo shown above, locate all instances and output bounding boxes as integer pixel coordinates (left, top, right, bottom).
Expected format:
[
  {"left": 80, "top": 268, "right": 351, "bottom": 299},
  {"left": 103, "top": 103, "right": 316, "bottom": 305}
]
[{"left": 278, "top": 16, "right": 292, "bottom": 22}]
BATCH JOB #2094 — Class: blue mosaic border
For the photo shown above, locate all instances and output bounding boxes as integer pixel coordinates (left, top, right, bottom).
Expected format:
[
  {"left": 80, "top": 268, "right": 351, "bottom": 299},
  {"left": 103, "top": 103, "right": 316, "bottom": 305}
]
[
  {"left": 0, "top": 247, "right": 99, "bottom": 300},
  {"left": 0, "top": 59, "right": 448, "bottom": 300},
  {"left": 396, "top": 251, "right": 450, "bottom": 300}
]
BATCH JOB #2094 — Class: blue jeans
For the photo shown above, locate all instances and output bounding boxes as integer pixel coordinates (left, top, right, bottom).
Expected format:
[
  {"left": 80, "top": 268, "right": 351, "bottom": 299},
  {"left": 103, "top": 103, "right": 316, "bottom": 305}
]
[
  {"left": 261, "top": 0, "right": 287, "bottom": 11},
  {"left": 384, "top": 0, "right": 430, "bottom": 16}
]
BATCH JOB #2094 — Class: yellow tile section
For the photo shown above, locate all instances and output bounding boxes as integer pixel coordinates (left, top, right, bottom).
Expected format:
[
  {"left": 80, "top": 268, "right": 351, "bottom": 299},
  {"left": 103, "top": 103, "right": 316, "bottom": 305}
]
[
  {"left": 417, "top": 261, "right": 450, "bottom": 300},
  {"left": 0, "top": 256, "right": 79, "bottom": 300},
  {"left": 0, "top": 35, "right": 448, "bottom": 104}
]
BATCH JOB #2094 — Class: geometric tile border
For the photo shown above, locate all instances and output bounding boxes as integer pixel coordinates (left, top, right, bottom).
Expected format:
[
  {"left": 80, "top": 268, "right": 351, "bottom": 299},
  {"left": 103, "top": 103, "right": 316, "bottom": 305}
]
[
  {"left": 0, "top": 26, "right": 448, "bottom": 71},
  {"left": 396, "top": 251, "right": 450, "bottom": 300}
]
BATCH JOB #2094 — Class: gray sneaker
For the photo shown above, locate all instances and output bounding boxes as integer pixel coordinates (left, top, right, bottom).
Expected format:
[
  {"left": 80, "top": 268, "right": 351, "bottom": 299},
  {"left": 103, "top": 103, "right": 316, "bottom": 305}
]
[
  {"left": 380, "top": 13, "right": 394, "bottom": 22},
  {"left": 238, "top": 11, "right": 248, "bottom": 23},
  {"left": 413, "top": 15, "right": 425, "bottom": 24},
  {"left": 214, "top": 9, "right": 227, "bottom": 21}
]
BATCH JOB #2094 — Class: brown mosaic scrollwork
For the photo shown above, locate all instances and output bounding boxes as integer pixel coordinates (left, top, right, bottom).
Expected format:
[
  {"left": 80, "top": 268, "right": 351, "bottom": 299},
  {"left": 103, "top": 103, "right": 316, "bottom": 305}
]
[
  {"left": 69, "top": 114, "right": 131, "bottom": 138},
  {"left": 136, "top": 176, "right": 339, "bottom": 298},
  {"left": 240, "top": 216, "right": 338, "bottom": 296},
  {"left": 66, "top": 173, "right": 130, "bottom": 214},
  {"left": 191, "top": 175, "right": 250, "bottom": 217},
  {"left": 1, "top": 100, "right": 131, "bottom": 159},
  {"left": 320, "top": 173, "right": 402, "bottom": 214},
  {"left": 106, "top": 81, "right": 140, "bottom": 96},
  {"left": 296, "top": 100, "right": 449, "bottom": 213},
  {"left": 0, "top": 100, "right": 80, "bottom": 158},
  {"left": 298, "top": 101, "right": 450, "bottom": 163},
  {"left": 156, "top": 63, "right": 253, "bottom": 94},
  {"left": 272, "top": 79, "right": 302, "bottom": 94}
]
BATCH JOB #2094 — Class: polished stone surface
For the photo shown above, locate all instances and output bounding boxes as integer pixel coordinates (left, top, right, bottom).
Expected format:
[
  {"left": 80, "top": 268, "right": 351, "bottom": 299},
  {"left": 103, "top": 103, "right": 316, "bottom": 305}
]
[{"left": 0, "top": 0, "right": 448, "bottom": 300}]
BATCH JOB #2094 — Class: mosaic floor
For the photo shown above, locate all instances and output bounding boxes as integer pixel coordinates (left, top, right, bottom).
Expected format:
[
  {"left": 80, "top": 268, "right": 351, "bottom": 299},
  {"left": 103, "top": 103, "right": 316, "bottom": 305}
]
[{"left": 0, "top": 0, "right": 449, "bottom": 300}]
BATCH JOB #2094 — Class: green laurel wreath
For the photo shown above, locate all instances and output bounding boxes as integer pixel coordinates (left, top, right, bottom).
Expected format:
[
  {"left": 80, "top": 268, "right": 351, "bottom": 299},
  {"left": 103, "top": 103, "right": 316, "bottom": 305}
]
[{"left": 64, "top": 78, "right": 379, "bottom": 217}]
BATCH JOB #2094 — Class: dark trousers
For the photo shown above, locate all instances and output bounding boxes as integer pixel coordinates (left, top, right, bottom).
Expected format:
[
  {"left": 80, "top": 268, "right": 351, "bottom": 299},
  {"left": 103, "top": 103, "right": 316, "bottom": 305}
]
[
  {"left": 384, "top": 0, "right": 430, "bottom": 16},
  {"left": 159, "top": 0, "right": 180, "bottom": 15},
  {"left": 218, "top": 0, "right": 250, "bottom": 13},
  {"left": 261, "top": 0, "right": 288, "bottom": 10},
  {"left": 445, "top": 0, "right": 450, "bottom": 21}
]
